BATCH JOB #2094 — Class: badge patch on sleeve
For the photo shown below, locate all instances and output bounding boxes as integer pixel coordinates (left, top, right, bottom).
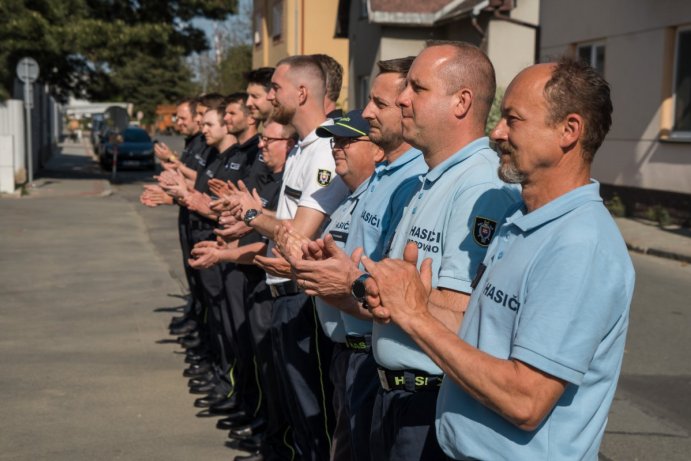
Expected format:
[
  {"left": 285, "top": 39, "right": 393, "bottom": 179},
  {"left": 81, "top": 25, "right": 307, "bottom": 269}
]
[
  {"left": 473, "top": 217, "right": 497, "bottom": 246},
  {"left": 317, "top": 169, "right": 332, "bottom": 186}
]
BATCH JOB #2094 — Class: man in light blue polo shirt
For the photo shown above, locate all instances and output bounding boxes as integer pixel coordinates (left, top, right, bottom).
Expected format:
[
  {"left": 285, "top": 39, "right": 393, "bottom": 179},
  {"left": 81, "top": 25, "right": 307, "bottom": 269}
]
[
  {"left": 361, "top": 58, "right": 635, "bottom": 460},
  {"left": 311, "top": 109, "right": 383, "bottom": 461},
  {"left": 364, "top": 41, "right": 520, "bottom": 461}
]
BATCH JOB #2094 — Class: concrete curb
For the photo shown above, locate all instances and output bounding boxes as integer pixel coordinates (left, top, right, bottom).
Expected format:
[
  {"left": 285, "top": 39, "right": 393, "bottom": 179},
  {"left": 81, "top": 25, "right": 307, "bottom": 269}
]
[{"left": 625, "top": 242, "right": 691, "bottom": 265}]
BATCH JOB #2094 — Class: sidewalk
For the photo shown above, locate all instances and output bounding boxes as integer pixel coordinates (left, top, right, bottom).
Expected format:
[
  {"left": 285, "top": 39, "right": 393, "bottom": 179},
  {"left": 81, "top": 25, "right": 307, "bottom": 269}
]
[
  {"left": 615, "top": 217, "right": 691, "bottom": 264},
  {"left": 9, "top": 139, "right": 112, "bottom": 199}
]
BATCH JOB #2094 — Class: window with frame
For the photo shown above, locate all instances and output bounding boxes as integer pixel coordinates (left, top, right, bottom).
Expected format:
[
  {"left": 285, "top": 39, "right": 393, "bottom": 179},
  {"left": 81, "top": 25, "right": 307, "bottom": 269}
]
[
  {"left": 577, "top": 42, "right": 605, "bottom": 75},
  {"left": 271, "top": 1, "right": 283, "bottom": 41},
  {"left": 254, "top": 12, "right": 263, "bottom": 46},
  {"left": 672, "top": 28, "right": 691, "bottom": 137}
]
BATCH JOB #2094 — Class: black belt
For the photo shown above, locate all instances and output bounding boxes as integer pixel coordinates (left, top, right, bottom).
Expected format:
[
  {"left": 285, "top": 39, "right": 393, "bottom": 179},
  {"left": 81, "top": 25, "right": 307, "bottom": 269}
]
[
  {"left": 377, "top": 367, "right": 443, "bottom": 392},
  {"left": 268, "top": 280, "right": 301, "bottom": 298},
  {"left": 345, "top": 334, "right": 371, "bottom": 352}
]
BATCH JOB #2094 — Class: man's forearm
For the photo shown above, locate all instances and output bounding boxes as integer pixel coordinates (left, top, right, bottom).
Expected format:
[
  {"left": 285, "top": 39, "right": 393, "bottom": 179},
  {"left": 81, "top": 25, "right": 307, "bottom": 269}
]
[
  {"left": 401, "top": 311, "right": 565, "bottom": 431},
  {"left": 248, "top": 213, "right": 281, "bottom": 240},
  {"left": 218, "top": 242, "right": 267, "bottom": 265},
  {"left": 427, "top": 288, "right": 469, "bottom": 332},
  {"left": 178, "top": 163, "right": 197, "bottom": 182}
]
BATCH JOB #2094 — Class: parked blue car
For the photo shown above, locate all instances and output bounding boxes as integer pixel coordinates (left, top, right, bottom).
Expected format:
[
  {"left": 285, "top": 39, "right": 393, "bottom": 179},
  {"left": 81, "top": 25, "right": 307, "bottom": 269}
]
[{"left": 99, "top": 126, "right": 155, "bottom": 170}]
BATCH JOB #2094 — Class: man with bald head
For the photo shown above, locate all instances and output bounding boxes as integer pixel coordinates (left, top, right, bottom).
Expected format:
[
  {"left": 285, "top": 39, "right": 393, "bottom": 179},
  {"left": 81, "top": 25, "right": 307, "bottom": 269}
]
[
  {"left": 361, "top": 58, "right": 634, "bottom": 460},
  {"left": 362, "top": 41, "right": 520, "bottom": 460}
]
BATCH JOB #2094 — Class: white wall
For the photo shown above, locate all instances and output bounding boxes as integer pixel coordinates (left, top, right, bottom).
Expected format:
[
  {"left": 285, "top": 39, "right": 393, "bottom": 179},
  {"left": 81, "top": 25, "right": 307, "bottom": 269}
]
[
  {"left": 540, "top": 0, "right": 691, "bottom": 194},
  {"left": 0, "top": 100, "right": 26, "bottom": 185}
]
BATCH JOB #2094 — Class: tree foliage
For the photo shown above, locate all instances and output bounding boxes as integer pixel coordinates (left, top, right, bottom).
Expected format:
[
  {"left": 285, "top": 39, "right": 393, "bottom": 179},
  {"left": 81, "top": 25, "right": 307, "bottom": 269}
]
[{"left": 0, "top": 0, "right": 237, "bottom": 116}]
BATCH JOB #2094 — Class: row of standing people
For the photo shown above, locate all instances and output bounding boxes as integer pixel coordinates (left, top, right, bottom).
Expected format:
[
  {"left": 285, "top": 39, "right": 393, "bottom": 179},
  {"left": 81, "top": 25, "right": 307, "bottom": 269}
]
[{"left": 141, "top": 40, "right": 635, "bottom": 461}]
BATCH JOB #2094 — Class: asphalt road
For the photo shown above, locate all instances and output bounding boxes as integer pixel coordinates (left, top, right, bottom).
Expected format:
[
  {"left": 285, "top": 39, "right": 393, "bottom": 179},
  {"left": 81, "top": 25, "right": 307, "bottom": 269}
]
[
  {"left": 1, "top": 136, "right": 689, "bottom": 460},
  {"left": 599, "top": 252, "right": 691, "bottom": 460},
  {"left": 0, "top": 140, "right": 243, "bottom": 461}
]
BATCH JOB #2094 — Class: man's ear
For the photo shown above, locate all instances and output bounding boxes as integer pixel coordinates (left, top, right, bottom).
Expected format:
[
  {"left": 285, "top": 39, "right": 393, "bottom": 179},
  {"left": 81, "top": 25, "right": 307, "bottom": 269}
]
[
  {"left": 297, "top": 85, "right": 308, "bottom": 105},
  {"left": 452, "top": 88, "right": 473, "bottom": 119},
  {"left": 560, "top": 113, "right": 583, "bottom": 151}
]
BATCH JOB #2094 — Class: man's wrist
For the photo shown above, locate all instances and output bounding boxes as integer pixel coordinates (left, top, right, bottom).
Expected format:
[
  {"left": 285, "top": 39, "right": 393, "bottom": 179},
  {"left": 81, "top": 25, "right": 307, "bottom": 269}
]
[{"left": 243, "top": 208, "right": 262, "bottom": 226}]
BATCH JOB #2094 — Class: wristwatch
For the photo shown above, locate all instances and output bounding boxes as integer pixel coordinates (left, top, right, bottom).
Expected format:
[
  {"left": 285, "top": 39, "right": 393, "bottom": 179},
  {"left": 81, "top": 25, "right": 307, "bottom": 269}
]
[
  {"left": 351, "top": 273, "right": 371, "bottom": 305},
  {"left": 243, "top": 208, "right": 261, "bottom": 226}
]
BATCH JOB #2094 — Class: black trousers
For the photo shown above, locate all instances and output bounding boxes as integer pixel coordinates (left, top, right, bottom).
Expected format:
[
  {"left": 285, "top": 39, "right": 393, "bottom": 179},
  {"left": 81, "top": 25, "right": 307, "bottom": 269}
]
[
  {"left": 223, "top": 265, "right": 261, "bottom": 410},
  {"left": 189, "top": 226, "right": 233, "bottom": 387},
  {"left": 178, "top": 207, "right": 202, "bottom": 317},
  {"left": 248, "top": 279, "right": 294, "bottom": 461},
  {"left": 271, "top": 293, "right": 335, "bottom": 461},
  {"left": 328, "top": 343, "right": 353, "bottom": 461},
  {"left": 344, "top": 349, "right": 379, "bottom": 461},
  {"left": 369, "top": 386, "right": 449, "bottom": 461}
]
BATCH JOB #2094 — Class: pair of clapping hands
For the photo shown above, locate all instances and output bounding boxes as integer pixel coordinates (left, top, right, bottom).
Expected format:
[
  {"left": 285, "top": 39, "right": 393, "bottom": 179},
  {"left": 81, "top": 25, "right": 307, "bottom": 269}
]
[{"left": 274, "top": 224, "right": 434, "bottom": 327}]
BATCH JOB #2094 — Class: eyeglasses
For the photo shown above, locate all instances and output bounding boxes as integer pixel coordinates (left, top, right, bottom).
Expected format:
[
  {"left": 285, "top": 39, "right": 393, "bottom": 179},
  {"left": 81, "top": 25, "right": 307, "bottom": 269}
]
[
  {"left": 330, "top": 137, "right": 371, "bottom": 150},
  {"left": 260, "top": 135, "right": 291, "bottom": 145}
]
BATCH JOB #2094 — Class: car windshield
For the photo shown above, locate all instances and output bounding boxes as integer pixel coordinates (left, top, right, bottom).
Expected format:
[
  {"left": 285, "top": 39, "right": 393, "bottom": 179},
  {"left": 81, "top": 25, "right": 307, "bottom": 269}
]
[{"left": 123, "top": 129, "right": 151, "bottom": 143}]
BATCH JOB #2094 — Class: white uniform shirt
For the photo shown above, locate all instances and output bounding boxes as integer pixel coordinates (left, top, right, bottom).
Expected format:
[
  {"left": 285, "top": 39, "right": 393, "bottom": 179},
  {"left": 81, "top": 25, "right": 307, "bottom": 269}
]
[{"left": 266, "top": 126, "right": 349, "bottom": 285}]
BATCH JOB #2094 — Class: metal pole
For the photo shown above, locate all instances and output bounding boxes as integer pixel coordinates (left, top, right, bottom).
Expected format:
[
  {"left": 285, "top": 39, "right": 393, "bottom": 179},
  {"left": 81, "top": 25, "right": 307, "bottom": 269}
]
[
  {"left": 24, "top": 82, "right": 34, "bottom": 187},
  {"left": 111, "top": 143, "right": 118, "bottom": 182}
]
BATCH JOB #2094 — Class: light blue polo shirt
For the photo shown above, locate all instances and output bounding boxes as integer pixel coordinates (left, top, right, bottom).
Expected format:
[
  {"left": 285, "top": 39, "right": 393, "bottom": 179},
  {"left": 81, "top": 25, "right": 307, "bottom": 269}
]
[
  {"left": 373, "top": 137, "right": 521, "bottom": 374},
  {"left": 341, "top": 147, "right": 428, "bottom": 336},
  {"left": 436, "top": 181, "right": 635, "bottom": 461},
  {"left": 315, "top": 180, "right": 370, "bottom": 343}
]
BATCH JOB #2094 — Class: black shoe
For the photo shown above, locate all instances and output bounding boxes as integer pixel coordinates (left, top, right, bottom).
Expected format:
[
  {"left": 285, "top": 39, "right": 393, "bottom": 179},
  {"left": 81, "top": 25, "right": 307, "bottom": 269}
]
[
  {"left": 185, "top": 353, "right": 207, "bottom": 364},
  {"left": 189, "top": 381, "right": 217, "bottom": 394},
  {"left": 234, "top": 451, "right": 262, "bottom": 461},
  {"left": 210, "top": 400, "right": 245, "bottom": 416},
  {"left": 178, "top": 331, "right": 199, "bottom": 343},
  {"left": 219, "top": 414, "right": 254, "bottom": 431},
  {"left": 237, "top": 434, "right": 262, "bottom": 452},
  {"left": 181, "top": 336, "right": 201, "bottom": 349},
  {"left": 215, "top": 410, "right": 248, "bottom": 429},
  {"left": 221, "top": 413, "right": 254, "bottom": 428},
  {"left": 183, "top": 362, "right": 211, "bottom": 378},
  {"left": 185, "top": 346, "right": 208, "bottom": 357},
  {"left": 209, "top": 397, "right": 240, "bottom": 413},
  {"left": 169, "top": 314, "right": 190, "bottom": 328},
  {"left": 194, "top": 392, "right": 226, "bottom": 408},
  {"left": 229, "top": 418, "right": 266, "bottom": 440},
  {"left": 188, "top": 372, "right": 214, "bottom": 387},
  {"left": 170, "top": 319, "right": 197, "bottom": 336}
]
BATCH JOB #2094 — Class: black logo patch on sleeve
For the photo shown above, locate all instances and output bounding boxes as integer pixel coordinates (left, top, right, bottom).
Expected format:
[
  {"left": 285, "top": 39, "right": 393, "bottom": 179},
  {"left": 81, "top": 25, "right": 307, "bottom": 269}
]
[
  {"left": 317, "top": 169, "right": 332, "bottom": 186},
  {"left": 473, "top": 217, "right": 497, "bottom": 247}
]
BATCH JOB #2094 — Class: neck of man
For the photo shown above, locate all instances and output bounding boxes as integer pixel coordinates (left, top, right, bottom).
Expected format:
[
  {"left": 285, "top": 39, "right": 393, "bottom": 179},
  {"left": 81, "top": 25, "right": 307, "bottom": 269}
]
[
  {"left": 216, "top": 134, "right": 236, "bottom": 153},
  {"left": 521, "top": 156, "right": 592, "bottom": 213},
  {"left": 422, "top": 126, "right": 485, "bottom": 170},
  {"left": 292, "top": 105, "right": 327, "bottom": 140},
  {"left": 235, "top": 125, "right": 258, "bottom": 145},
  {"left": 384, "top": 141, "right": 413, "bottom": 164},
  {"left": 342, "top": 171, "right": 370, "bottom": 193}
]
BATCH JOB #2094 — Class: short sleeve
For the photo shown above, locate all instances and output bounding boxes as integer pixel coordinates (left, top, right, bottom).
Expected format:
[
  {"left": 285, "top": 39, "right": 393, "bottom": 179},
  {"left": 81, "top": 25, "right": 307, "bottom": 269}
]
[
  {"left": 510, "top": 242, "right": 631, "bottom": 385},
  {"left": 298, "top": 154, "right": 349, "bottom": 215},
  {"left": 438, "top": 185, "right": 517, "bottom": 293}
]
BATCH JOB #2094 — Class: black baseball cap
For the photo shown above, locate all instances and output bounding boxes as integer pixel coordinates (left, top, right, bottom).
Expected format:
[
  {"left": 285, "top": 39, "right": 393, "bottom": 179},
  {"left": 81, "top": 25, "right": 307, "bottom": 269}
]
[{"left": 316, "top": 109, "right": 369, "bottom": 138}]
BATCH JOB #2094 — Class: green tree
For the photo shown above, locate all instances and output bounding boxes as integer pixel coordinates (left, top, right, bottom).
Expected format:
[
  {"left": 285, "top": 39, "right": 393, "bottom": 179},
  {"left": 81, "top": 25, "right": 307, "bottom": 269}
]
[
  {"left": 0, "top": 0, "right": 237, "bottom": 113},
  {"left": 212, "top": 44, "right": 252, "bottom": 94}
]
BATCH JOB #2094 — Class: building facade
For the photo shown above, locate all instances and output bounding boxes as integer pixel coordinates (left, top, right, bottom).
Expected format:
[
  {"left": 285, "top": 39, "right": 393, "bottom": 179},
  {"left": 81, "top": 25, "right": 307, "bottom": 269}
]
[
  {"left": 541, "top": 0, "right": 691, "bottom": 212},
  {"left": 252, "top": 0, "right": 350, "bottom": 109}
]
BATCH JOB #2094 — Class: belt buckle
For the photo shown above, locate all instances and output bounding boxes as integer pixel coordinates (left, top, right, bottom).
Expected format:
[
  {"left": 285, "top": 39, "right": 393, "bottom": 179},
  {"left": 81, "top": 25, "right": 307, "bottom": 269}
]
[{"left": 377, "top": 368, "right": 391, "bottom": 391}]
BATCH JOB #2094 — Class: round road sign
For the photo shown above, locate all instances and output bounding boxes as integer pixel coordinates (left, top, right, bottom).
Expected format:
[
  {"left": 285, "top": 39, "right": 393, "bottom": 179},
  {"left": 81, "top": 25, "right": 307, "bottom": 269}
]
[{"left": 16, "top": 57, "right": 40, "bottom": 83}]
